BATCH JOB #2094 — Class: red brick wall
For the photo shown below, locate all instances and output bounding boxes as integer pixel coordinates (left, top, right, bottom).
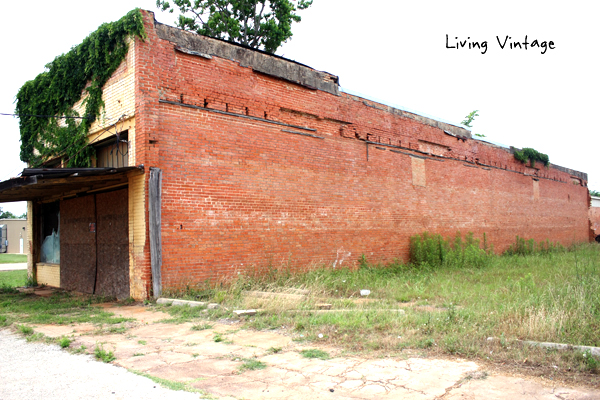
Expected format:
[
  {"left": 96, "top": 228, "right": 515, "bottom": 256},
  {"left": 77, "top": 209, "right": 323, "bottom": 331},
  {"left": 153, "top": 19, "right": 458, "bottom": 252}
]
[{"left": 135, "top": 11, "right": 591, "bottom": 288}]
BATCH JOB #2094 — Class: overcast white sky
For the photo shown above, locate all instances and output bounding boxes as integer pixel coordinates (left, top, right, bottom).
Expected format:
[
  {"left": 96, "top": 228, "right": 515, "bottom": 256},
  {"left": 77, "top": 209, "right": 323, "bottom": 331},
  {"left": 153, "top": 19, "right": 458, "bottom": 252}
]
[{"left": 1, "top": 0, "right": 598, "bottom": 215}]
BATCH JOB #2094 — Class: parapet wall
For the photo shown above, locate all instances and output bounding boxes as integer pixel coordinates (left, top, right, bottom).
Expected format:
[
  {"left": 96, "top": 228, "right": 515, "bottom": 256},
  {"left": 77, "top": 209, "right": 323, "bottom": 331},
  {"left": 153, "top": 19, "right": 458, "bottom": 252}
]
[{"left": 135, "top": 11, "right": 591, "bottom": 287}]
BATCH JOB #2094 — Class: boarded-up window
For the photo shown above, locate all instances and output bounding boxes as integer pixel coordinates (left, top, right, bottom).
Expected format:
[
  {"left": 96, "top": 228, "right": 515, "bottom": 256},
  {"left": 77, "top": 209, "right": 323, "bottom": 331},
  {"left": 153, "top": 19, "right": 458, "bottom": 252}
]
[
  {"left": 95, "top": 132, "right": 129, "bottom": 168},
  {"left": 533, "top": 179, "right": 540, "bottom": 201},
  {"left": 411, "top": 156, "right": 426, "bottom": 187}
]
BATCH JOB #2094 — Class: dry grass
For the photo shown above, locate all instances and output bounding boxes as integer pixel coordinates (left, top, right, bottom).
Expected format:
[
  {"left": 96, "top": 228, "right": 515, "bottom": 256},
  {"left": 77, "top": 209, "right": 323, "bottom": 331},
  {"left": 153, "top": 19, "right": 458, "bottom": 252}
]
[{"left": 159, "top": 242, "right": 600, "bottom": 386}]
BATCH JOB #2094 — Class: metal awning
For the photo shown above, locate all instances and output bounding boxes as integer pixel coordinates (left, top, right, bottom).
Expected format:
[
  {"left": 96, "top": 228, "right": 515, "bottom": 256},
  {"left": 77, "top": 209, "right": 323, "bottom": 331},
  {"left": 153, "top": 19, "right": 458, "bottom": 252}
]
[{"left": 0, "top": 166, "right": 144, "bottom": 203}]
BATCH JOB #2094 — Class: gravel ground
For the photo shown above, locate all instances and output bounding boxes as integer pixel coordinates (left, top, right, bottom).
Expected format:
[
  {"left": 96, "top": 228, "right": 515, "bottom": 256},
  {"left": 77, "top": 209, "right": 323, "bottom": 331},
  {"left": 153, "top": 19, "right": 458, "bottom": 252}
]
[{"left": 0, "top": 330, "right": 204, "bottom": 400}]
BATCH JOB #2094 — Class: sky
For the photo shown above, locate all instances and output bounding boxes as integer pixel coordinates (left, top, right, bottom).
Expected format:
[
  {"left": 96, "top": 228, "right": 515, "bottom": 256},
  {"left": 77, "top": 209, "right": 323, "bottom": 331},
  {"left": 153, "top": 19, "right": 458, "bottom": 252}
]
[{"left": 1, "top": 0, "right": 598, "bottom": 216}]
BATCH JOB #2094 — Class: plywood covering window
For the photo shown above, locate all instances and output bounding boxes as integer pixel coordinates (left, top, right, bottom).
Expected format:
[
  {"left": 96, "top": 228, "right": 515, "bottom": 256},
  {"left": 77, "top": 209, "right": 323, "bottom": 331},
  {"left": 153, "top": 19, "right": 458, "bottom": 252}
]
[{"left": 95, "top": 131, "right": 129, "bottom": 168}]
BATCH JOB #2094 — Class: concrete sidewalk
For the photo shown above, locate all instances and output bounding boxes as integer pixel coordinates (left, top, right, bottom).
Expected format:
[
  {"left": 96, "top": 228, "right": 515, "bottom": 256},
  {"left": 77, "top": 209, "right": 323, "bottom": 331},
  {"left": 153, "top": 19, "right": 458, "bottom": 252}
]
[
  {"left": 0, "top": 263, "right": 27, "bottom": 271},
  {"left": 26, "top": 305, "right": 600, "bottom": 400}
]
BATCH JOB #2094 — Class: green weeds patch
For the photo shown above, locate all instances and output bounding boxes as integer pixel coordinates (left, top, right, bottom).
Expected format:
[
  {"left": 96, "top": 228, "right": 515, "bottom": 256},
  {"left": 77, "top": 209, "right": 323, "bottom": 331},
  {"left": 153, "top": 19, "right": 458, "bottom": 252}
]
[
  {"left": 300, "top": 349, "right": 330, "bottom": 360},
  {"left": 94, "top": 345, "right": 116, "bottom": 363},
  {"left": 58, "top": 337, "right": 72, "bottom": 348},
  {"left": 238, "top": 358, "right": 267, "bottom": 372}
]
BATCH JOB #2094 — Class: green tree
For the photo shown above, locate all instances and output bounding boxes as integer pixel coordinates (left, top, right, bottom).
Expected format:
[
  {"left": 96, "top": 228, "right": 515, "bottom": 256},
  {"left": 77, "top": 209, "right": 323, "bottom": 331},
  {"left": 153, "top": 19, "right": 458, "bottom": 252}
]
[
  {"left": 590, "top": 190, "right": 600, "bottom": 197},
  {"left": 156, "top": 0, "right": 313, "bottom": 53},
  {"left": 0, "top": 208, "right": 17, "bottom": 219}
]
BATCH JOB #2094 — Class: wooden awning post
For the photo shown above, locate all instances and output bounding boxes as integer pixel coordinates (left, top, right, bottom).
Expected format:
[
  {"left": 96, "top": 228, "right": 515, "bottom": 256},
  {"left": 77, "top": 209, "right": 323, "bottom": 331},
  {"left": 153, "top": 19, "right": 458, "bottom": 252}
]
[{"left": 149, "top": 168, "right": 163, "bottom": 298}]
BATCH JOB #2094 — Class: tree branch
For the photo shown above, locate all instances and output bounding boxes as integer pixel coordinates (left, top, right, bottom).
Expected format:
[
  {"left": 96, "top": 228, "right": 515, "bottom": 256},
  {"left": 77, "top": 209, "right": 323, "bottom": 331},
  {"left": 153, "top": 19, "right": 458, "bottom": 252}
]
[{"left": 250, "top": 2, "right": 266, "bottom": 47}]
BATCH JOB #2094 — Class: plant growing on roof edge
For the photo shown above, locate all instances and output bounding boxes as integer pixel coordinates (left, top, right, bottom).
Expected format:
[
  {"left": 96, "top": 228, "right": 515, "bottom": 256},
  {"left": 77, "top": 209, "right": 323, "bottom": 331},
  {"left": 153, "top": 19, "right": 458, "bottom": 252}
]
[
  {"left": 156, "top": 0, "right": 313, "bottom": 53},
  {"left": 513, "top": 147, "right": 550, "bottom": 168},
  {"left": 15, "top": 9, "right": 146, "bottom": 168},
  {"left": 461, "top": 110, "right": 486, "bottom": 138}
]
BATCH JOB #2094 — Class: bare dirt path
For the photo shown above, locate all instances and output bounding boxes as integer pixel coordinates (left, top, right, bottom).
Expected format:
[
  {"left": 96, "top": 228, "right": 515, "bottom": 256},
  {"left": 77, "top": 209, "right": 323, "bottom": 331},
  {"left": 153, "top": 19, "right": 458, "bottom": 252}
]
[{"left": 25, "top": 304, "right": 600, "bottom": 400}]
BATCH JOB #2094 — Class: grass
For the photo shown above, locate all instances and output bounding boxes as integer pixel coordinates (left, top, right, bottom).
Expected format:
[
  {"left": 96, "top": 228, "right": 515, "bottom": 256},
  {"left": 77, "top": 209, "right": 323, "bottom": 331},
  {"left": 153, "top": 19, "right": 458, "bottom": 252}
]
[
  {"left": 156, "top": 238, "right": 600, "bottom": 381},
  {"left": 300, "top": 349, "right": 330, "bottom": 360},
  {"left": 0, "top": 285, "right": 133, "bottom": 328},
  {"left": 191, "top": 322, "right": 212, "bottom": 331},
  {"left": 238, "top": 358, "right": 267, "bottom": 372},
  {"left": 94, "top": 344, "right": 116, "bottom": 363},
  {"left": 154, "top": 303, "right": 210, "bottom": 324},
  {"left": 0, "top": 254, "right": 27, "bottom": 264},
  {"left": 0, "top": 270, "right": 27, "bottom": 289},
  {"left": 130, "top": 370, "right": 209, "bottom": 395},
  {"left": 18, "top": 324, "right": 34, "bottom": 335}
]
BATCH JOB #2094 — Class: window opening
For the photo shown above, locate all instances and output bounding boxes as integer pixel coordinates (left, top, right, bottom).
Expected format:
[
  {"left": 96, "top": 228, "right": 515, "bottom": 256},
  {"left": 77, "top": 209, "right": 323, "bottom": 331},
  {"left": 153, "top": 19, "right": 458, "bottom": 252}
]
[
  {"left": 95, "top": 131, "right": 129, "bottom": 168},
  {"left": 40, "top": 201, "right": 60, "bottom": 264}
]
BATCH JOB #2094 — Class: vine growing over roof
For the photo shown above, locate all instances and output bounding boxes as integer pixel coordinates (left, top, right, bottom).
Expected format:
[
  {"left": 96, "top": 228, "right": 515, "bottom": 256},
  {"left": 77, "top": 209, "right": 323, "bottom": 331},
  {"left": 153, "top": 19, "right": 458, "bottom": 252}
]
[
  {"left": 15, "top": 9, "right": 146, "bottom": 168},
  {"left": 514, "top": 147, "right": 550, "bottom": 168}
]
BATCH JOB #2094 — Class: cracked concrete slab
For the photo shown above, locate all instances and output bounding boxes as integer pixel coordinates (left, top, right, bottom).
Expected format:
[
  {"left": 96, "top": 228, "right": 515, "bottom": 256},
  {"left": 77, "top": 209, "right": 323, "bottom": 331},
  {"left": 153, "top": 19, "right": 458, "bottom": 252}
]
[{"left": 21, "top": 304, "right": 600, "bottom": 400}]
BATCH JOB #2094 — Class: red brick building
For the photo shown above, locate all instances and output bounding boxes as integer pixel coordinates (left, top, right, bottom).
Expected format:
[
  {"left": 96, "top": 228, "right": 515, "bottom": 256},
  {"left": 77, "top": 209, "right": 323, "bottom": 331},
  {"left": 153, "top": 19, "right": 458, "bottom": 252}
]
[{"left": 0, "top": 10, "right": 593, "bottom": 299}]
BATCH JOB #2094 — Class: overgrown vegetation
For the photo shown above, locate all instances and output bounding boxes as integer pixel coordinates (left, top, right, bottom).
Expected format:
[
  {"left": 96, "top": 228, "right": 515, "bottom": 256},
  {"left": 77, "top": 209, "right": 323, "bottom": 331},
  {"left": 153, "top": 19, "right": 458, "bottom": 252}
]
[
  {"left": 158, "top": 235, "right": 600, "bottom": 381},
  {"left": 504, "top": 236, "right": 564, "bottom": 256},
  {"left": 514, "top": 147, "right": 550, "bottom": 167},
  {"left": 409, "top": 231, "right": 491, "bottom": 269},
  {"left": 15, "top": 9, "right": 146, "bottom": 167}
]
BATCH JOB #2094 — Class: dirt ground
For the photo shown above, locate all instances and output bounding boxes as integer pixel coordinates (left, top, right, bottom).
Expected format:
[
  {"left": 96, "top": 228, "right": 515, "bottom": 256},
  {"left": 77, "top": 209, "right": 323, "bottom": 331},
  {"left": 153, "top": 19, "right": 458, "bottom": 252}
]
[{"left": 25, "top": 304, "right": 599, "bottom": 400}]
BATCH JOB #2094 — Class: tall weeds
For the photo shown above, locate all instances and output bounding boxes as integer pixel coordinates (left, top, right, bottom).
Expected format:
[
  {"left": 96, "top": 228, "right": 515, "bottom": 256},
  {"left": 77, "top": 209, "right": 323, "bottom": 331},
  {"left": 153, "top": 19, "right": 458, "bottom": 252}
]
[{"left": 409, "top": 231, "right": 490, "bottom": 269}]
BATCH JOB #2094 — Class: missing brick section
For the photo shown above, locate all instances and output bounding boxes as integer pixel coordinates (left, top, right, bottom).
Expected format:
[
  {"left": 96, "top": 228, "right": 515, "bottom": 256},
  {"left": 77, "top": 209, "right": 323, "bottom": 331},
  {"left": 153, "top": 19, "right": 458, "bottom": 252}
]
[{"left": 149, "top": 140, "right": 158, "bottom": 144}]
